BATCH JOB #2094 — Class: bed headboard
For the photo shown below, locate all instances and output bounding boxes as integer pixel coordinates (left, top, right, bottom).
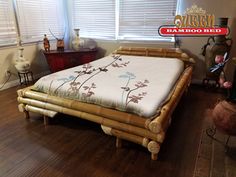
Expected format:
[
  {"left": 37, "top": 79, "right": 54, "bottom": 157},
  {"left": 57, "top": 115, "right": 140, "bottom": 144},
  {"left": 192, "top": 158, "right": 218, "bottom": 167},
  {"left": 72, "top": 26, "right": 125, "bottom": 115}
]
[{"left": 113, "top": 47, "right": 195, "bottom": 68}]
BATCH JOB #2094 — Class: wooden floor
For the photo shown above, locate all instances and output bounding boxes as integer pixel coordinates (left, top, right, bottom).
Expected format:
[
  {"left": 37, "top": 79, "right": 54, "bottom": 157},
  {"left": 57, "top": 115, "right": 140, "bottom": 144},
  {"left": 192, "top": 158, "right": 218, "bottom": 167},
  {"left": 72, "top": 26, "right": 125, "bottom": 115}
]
[{"left": 0, "top": 85, "right": 220, "bottom": 177}]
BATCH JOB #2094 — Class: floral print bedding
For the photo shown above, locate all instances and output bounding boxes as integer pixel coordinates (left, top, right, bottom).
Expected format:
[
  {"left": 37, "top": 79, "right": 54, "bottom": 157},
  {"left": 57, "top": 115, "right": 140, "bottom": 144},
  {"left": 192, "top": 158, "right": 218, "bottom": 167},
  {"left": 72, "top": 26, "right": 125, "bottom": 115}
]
[{"left": 33, "top": 55, "right": 184, "bottom": 118}]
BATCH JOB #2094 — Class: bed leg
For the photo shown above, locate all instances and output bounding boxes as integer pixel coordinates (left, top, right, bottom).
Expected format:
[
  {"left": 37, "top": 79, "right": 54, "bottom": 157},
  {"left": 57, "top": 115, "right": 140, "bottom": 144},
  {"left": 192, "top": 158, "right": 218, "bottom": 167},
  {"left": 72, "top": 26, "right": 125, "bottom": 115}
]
[
  {"left": 151, "top": 153, "right": 158, "bottom": 160},
  {"left": 147, "top": 141, "right": 160, "bottom": 160},
  {"left": 116, "top": 137, "right": 122, "bottom": 148},
  {"left": 24, "top": 111, "right": 30, "bottom": 119},
  {"left": 44, "top": 116, "right": 49, "bottom": 126}
]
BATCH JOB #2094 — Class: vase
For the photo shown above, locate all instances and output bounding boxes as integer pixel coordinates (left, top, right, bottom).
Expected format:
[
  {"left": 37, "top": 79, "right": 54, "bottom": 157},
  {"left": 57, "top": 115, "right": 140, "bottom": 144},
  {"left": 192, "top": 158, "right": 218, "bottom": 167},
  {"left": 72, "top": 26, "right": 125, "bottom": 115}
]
[
  {"left": 202, "top": 18, "right": 233, "bottom": 82},
  {"left": 72, "top": 28, "right": 84, "bottom": 51},
  {"left": 212, "top": 100, "right": 236, "bottom": 135},
  {"left": 14, "top": 47, "right": 31, "bottom": 73}
]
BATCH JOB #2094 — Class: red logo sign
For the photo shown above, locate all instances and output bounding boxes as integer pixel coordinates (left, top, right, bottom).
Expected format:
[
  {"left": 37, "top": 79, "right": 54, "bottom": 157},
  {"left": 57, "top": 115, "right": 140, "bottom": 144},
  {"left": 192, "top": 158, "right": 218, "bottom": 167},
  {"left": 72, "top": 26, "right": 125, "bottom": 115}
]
[{"left": 159, "top": 26, "right": 229, "bottom": 36}]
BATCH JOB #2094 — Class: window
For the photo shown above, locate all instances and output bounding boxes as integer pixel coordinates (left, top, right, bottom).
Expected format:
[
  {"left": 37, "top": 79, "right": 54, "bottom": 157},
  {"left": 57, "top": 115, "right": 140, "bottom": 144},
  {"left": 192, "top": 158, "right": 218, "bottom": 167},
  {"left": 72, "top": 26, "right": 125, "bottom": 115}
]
[
  {"left": 72, "top": 0, "right": 178, "bottom": 41},
  {"left": 15, "top": 0, "right": 66, "bottom": 43},
  {"left": 118, "top": 0, "right": 177, "bottom": 41},
  {"left": 72, "top": 0, "right": 116, "bottom": 39},
  {"left": 0, "top": 0, "right": 17, "bottom": 46}
]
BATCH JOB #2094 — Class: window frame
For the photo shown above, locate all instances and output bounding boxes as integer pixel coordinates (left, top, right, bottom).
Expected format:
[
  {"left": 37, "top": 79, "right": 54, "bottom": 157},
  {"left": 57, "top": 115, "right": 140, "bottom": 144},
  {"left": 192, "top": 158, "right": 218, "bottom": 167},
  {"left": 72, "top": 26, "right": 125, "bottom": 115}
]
[{"left": 72, "top": 0, "right": 178, "bottom": 43}]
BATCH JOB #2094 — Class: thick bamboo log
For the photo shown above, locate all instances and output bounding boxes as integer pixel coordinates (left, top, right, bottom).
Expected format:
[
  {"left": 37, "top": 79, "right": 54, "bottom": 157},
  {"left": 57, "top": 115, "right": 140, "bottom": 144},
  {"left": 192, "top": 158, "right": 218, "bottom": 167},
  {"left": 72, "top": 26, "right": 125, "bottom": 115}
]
[
  {"left": 17, "top": 86, "right": 33, "bottom": 97},
  {"left": 24, "top": 105, "right": 57, "bottom": 118},
  {"left": 111, "top": 129, "right": 150, "bottom": 147},
  {"left": 147, "top": 141, "right": 161, "bottom": 160},
  {"left": 148, "top": 67, "right": 193, "bottom": 134},
  {"left": 18, "top": 97, "right": 164, "bottom": 142},
  {"left": 114, "top": 47, "right": 195, "bottom": 68},
  {"left": 101, "top": 125, "right": 112, "bottom": 135},
  {"left": 18, "top": 103, "right": 30, "bottom": 119},
  {"left": 102, "top": 125, "right": 150, "bottom": 147},
  {"left": 18, "top": 103, "right": 25, "bottom": 113},
  {"left": 19, "top": 90, "right": 150, "bottom": 129}
]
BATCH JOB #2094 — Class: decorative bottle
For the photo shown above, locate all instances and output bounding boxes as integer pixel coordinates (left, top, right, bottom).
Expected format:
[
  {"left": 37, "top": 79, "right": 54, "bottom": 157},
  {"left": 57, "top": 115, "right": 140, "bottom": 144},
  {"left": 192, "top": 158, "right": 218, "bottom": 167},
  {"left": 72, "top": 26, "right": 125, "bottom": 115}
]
[
  {"left": 14, "top": 47, "right": 31, "bottom": 73},
  {"left": 72, "top": 28, "right": 81, "bottom": 51},
  {"left": 202, "top": 18, "right": 232, "bottom": 85}
]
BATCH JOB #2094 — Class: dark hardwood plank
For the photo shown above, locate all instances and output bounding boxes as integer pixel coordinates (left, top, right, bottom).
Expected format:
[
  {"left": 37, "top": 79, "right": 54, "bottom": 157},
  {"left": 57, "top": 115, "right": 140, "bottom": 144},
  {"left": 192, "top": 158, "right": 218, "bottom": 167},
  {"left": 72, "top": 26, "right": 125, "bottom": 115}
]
[{"left": 0, "top": 85, "right": 221, "bottom": 177}]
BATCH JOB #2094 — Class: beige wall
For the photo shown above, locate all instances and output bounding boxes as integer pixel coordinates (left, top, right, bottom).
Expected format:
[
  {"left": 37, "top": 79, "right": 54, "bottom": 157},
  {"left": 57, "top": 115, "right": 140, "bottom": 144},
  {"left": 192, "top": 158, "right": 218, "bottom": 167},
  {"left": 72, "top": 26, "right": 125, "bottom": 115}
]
[
  {"left": 0, "top": 44, "right": 50, "bottom": 89},
  {"left": 1, "top": 0, "right": 236, "bottom": 90}
]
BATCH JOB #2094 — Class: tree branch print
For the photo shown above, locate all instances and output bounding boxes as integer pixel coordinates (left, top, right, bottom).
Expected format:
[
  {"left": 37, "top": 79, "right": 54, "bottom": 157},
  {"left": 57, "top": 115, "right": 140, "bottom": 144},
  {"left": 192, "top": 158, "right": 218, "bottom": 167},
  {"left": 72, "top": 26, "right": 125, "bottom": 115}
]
[
  {"left": 76, "top": 55, "right": 128, "bottom": 93},
  {"left": 53, "top": 55, "right": 129, "bottom": 98},
  {"left": 82, "top": 83, "right": 96, "bottom": 98},
  {"left": 54, "top": 63, "right": 95, "bottom": 94},
  {"left": 119, "top": 74, "right": 149, "bottom": 107}
]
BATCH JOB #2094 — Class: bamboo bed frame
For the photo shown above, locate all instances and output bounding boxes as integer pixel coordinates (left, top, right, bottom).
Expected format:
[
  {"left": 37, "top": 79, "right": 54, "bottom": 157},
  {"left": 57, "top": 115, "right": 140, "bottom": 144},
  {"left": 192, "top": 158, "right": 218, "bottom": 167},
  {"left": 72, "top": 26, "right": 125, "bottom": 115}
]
[{"left": 17, "top": 47, "right": 194, "bottom": 160}]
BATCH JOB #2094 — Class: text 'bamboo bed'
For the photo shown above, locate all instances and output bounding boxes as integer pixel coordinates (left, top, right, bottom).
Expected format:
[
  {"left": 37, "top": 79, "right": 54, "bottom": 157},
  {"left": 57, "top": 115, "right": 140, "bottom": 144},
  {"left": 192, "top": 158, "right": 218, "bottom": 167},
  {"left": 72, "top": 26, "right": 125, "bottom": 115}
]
[{"left": 17, "top": 47, "right": 194, "bottom": 160}]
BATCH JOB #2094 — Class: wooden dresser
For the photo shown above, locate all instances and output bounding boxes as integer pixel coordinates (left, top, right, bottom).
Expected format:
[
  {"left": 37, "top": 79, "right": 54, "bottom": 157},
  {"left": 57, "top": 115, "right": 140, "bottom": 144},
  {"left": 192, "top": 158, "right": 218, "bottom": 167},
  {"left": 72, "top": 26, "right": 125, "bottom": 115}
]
[{"left": 43, "top": 48, "right": 97, "bottom": 73}]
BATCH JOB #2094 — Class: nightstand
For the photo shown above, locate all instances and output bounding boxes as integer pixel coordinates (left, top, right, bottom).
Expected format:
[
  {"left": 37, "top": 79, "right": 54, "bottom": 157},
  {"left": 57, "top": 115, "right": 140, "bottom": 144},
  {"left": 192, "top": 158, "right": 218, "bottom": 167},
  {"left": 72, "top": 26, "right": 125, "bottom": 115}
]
[{"left": 43, "top": 48, "right": 97, "bottom": 73}]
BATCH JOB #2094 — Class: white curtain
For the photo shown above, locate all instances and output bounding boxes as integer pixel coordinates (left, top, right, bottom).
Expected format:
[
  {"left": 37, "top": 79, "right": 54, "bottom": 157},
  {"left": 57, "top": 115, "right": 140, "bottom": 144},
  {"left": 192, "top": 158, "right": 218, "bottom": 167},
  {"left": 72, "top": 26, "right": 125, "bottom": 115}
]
[
  {"left": 15, "top": 0, "right": 66, "bottom": 43},
  {"left": 0, "top": 0, "right": 17, "bottom": 46}
]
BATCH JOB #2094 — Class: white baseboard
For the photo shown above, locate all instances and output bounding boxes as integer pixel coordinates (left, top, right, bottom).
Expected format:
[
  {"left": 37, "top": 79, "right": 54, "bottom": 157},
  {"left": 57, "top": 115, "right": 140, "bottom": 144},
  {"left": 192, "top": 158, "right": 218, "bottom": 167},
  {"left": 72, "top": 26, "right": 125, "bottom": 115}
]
[{"left": 0, "top": 70, "right": 50, "bottom": 91}]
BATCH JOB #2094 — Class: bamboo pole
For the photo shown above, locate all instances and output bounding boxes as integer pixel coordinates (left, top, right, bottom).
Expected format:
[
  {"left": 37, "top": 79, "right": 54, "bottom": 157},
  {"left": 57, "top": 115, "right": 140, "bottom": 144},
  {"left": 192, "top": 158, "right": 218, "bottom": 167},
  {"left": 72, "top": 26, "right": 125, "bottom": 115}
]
[
  {"left": 18, "top": 97, "right": 164, "bottom": 142},
  {"left": 109, "top": 128, "right": 150, "bottom": 147},
  {"left": 19, "top": 90, "right": 150, "bottom": 129},
  {"left": 113, "top": 47, "right": 195, "bottom": 68},
  {"left": 101, "top": 125, "right": 112, "bottom": 135},
  {"left": 18, "top": 103, "right": 25, "bottom": 113},
  {"left": 18, "top": 103, "right": 30, "bottom": 119},
  {"left": 24, "top": 105, "right": 58, "bottom": 118},
  {"left": 148, "top": 67, "right": 193, "bottom": 133}
]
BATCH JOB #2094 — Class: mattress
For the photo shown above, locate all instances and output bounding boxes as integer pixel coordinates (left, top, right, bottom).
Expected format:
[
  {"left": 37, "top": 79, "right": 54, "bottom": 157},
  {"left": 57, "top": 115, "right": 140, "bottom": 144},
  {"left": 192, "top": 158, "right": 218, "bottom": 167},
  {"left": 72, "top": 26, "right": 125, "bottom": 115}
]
[{"left": 33, "top": 55, "right": 184, "bottom": 118}]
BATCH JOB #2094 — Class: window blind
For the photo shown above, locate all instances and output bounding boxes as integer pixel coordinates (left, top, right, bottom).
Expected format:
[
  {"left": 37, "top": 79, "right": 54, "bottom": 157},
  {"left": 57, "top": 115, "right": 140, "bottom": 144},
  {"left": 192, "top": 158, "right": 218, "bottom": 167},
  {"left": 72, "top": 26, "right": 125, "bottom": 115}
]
[
  {"left": 72, "top": 0, "right": 116, "bottom": 39},
  {"left": 0, "top": 0, "right": 17, "bottom": 46},
  {"left": 118, "top": 0, "right": 177, "bottom": 41},
  {"left": 15, "top": 0, "right": 66, "bottom": 43}
]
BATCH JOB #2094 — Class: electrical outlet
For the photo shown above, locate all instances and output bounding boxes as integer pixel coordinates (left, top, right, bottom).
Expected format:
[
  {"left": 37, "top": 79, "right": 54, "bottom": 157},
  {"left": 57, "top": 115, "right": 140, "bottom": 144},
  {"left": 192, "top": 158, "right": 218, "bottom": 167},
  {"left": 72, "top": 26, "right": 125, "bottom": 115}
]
[{"left": 5, "top": 70, "right": 11, "bottom": 77}]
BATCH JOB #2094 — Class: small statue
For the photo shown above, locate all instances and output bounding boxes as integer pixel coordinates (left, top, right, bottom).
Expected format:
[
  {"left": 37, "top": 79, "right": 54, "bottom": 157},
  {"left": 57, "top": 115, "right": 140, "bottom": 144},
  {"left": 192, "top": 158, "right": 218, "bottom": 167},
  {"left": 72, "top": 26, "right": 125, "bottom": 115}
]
[
  {"left": 49, "top": 29, "right": 65, "bottom": 51},
  {"left": 57, "top": 39, "right": 64, "bottom": 51},
  {"left": 43, "top": 34, "right": 50, "bottom": 52}
]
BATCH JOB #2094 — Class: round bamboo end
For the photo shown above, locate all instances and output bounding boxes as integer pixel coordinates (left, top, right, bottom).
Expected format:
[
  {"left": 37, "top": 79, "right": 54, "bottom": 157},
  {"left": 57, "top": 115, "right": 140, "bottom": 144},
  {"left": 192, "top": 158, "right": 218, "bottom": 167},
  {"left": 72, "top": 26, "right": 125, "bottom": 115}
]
[
  {"left": 175, "top": 48, "right": 182, "bottom": 53},
  {"left": 142, "top": 138, "right": 149, "bottom": 147},
  {"left": 181, "top": 53, "right": 189, "bottom": 59},
  {"left": 17, "top": 90, "right": 23, "bottom": 97},
  {"left": 101, "top": 125, "right": 112, "bottom": 135},
  {"left": 18, "top": 104, "right": 25, "bottom": 112},
  {"left": 144, "top": 119, "right": 151, "bottom": 129},
  {"left": 147, "top": 141, "right": 160, "bottom": 154},
  {"left": 148, "top": 121, "right": 162, "bottom": 134},
  {"left": 189, "top": 58, "right": 195, "bottom": 64},
  {"left": 156, "top": 132, "right": 165, "bottom": 143}
]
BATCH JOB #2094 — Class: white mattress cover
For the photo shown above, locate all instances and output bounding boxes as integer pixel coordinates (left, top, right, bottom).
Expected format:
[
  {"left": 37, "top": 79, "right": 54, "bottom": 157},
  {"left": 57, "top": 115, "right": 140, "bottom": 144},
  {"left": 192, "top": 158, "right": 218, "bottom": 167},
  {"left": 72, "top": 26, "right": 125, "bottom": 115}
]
[{"left": 33, "top": 55, "right": 184, "bottom": 118}]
